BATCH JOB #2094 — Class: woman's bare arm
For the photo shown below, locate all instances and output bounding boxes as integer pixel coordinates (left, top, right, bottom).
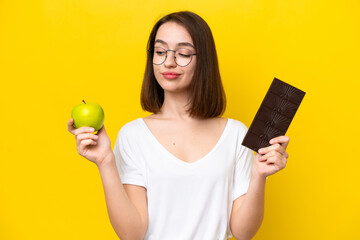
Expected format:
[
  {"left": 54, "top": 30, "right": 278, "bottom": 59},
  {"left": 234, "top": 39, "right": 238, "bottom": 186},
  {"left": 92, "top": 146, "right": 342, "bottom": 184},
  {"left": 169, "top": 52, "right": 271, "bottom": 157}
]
[
  {"left": 98, "top": 153, "right": 148, "bottom": 240},
  {"left": 67, "top": 119, "right": 147, "bottom": 239}
]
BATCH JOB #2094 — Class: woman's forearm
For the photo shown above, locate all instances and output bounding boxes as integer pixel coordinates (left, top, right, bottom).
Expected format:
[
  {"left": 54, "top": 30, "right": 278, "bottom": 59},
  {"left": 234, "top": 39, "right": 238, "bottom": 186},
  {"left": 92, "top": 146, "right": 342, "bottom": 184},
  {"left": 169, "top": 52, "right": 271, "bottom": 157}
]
[
  {"left": 97, "top": 153, "right": 146, "bottom": 240},
  {"left": 231, "top": 172, "right": 266, "bottom": 240}
]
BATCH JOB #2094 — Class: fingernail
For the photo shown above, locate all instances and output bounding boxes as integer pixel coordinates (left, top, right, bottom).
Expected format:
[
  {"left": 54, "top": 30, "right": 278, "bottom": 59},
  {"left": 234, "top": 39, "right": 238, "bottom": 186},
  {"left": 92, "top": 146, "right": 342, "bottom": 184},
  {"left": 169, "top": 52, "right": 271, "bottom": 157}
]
[
  {"left": 258, "top": 148, "right": 264, "bottom": 153},
  {"left": 270, "top": 139, "right": 274, "bottom": 144},
  {"left": 90, "top": 128, "right": 95, "bottom": 132}
]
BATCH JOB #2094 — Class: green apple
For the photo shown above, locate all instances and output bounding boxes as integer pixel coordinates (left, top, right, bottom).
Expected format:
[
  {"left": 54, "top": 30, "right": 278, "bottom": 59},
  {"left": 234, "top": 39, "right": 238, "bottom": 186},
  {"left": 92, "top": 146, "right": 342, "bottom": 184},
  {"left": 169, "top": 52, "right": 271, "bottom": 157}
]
[{"left": 71, "top": 100, "right": 104, "bottom": 134}]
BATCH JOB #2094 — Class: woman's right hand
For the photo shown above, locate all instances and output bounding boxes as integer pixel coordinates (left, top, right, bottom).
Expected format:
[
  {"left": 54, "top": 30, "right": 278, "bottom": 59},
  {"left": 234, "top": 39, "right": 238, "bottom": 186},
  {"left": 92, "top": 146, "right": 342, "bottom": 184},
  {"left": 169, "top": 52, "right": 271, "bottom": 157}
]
[{"left": 67, "top": 118, "right": 113, "bottom": 166}]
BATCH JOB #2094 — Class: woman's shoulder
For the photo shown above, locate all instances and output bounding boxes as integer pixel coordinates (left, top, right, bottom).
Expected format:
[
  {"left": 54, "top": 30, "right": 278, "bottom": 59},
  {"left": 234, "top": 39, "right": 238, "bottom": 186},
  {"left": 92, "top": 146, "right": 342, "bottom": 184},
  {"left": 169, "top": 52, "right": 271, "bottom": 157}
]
[
  {"left": 227, "top": 117, "right": 249, "bottom": 136},
  {"left": 117, "top": 118, "right": 144, "bottom": 138}
]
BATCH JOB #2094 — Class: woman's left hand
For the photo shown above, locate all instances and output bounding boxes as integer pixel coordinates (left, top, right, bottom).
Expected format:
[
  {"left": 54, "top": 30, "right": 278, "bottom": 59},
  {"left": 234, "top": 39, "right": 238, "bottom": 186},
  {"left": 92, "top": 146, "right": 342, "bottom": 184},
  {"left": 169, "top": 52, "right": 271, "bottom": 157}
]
[{"left": 252, "top": 136, "right": 290, "bottom": 179}]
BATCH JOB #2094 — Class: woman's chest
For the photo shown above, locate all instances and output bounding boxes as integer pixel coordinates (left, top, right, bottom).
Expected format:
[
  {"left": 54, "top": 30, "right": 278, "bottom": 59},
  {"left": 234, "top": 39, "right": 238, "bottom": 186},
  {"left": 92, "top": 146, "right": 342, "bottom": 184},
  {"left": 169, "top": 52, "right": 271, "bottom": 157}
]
[
  {"left": 144, "top": 146, "right": 237, "bottom": 195},
  {"left": 142, "top": 117, "right": 228, "bottom": 164},
  {"left": 138, "top": 132, "right": 238, "bottom": 190},
  {"left": 155, "top": 129, "right": 222, "bottom": 163}
]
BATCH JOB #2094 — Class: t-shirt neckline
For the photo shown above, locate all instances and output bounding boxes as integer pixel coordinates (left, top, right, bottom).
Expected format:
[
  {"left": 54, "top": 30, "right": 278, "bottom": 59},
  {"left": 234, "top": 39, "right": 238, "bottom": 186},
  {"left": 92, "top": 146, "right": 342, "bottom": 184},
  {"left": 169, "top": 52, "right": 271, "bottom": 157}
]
[{"left": 138, "top": 117, "right": 232, "bottom": 167}]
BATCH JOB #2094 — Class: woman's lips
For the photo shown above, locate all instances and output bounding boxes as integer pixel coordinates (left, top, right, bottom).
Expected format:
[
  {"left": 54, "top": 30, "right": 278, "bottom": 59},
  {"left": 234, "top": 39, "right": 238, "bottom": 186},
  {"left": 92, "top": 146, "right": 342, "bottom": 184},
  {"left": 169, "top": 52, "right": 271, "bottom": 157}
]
[{"left": 162, "top": 72, "right": 181, "bottom": 80}]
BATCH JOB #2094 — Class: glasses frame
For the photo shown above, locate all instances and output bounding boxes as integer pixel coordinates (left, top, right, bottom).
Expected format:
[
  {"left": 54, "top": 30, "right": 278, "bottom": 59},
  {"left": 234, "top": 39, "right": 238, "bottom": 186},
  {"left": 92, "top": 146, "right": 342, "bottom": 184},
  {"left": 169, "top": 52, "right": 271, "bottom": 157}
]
[{"left": 148, "top": 47, "right": 197, "bottom": 67}]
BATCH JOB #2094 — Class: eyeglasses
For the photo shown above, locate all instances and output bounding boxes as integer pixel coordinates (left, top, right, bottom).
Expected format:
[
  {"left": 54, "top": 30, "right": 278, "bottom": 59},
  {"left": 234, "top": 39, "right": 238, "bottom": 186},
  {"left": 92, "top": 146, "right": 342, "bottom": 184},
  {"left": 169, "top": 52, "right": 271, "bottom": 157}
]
[{"left": 148, "top": 47, "right": 197, "bottom": 67}]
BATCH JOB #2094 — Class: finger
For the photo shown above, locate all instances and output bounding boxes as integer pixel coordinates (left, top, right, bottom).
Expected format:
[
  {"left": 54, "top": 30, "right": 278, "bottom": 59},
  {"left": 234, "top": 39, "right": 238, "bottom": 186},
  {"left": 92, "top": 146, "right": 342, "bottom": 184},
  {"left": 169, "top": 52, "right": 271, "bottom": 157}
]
[
  {"left": 266, "top": 156, "right": 287, "bottom": 170},
  {"left": 255, "top": 153, "right": 263, "bottom": 161},
  {"left": 256, "top": 153, "right": 267, "bottom": 162},
  {"left": 73, "top": 126, "right": 96, "bottom": 136},
  {"left": 266, "top": 156, "right": 278, "bottom": 165},
  {"left": 78, "top": 139, "right": 97, "bottom": 152},
  {"left": 265, "top": 155, "right": 284, "bottom": 165},
  {"left": 259, "top": 150, "right": 282, "bottom": 161},
  {"left": 67, "top": 118, "right": 77, "bottom": 134},
  {"left": 269, "top": 136, "right": 290, "bottom": 149},
  {"left": 258, "top": 143, "right": 285, "bottom": 155},
  {"left": 76, "top": 133, "right": 99, "bottom": 146}
]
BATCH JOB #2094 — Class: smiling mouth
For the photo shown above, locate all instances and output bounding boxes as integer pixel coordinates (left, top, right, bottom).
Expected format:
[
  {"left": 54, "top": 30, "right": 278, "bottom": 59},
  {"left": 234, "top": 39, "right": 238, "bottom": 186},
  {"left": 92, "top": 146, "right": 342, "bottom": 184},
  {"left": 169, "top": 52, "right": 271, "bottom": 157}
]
[{"left": 162, "top": 73, "right": 181, "bottom": 79}]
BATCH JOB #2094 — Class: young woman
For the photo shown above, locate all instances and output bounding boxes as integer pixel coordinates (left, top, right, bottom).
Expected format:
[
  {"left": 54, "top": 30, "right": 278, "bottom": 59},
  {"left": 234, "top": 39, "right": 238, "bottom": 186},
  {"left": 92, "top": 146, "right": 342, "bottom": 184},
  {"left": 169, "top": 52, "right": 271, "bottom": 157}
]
[{"left": 68, "top": 11, "right": 289, "bottom": 240}]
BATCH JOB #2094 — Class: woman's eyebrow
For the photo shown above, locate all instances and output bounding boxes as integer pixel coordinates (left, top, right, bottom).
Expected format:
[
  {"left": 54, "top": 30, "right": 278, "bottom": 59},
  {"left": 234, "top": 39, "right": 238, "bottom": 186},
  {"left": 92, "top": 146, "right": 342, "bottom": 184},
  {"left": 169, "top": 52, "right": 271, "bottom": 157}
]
[{"left": 155, "top": 39, "right": 195, "bottom": 48}]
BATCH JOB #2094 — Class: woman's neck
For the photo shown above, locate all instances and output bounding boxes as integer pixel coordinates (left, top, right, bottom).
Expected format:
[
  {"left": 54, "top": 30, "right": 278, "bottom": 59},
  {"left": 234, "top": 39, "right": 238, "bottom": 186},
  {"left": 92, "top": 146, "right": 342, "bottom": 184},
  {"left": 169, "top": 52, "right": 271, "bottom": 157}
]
[{"left": 157, "top": 90, "right": 193, "bottom": 121}]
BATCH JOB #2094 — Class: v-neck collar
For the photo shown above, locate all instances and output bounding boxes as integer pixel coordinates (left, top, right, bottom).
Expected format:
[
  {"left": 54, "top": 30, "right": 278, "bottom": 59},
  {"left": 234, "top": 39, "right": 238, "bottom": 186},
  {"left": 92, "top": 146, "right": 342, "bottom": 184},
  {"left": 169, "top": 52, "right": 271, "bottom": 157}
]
[{"left": 138, "top": 118, "right": 232, "bottom": 167}]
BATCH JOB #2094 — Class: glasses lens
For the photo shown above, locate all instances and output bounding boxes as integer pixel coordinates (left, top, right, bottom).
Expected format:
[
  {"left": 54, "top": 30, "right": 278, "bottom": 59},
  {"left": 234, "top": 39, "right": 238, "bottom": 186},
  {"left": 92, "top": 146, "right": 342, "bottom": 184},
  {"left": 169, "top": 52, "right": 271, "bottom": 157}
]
[
  {"left": 175, "top": 48, "right": 193, "bottom": 67},
  {"left": 153, "top": 47, "right": 166, "bottom": 65}
]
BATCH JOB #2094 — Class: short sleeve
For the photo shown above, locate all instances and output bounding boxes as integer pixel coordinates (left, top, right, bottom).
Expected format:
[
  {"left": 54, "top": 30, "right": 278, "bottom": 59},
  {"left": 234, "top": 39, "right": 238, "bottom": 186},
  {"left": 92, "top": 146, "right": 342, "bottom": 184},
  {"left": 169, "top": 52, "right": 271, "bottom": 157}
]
[
  {"left": 233, "top": 127, "right": 254, "bottom": 200},
  {"left": 113, "top": 128, "right": 147, "bottom": 188}
]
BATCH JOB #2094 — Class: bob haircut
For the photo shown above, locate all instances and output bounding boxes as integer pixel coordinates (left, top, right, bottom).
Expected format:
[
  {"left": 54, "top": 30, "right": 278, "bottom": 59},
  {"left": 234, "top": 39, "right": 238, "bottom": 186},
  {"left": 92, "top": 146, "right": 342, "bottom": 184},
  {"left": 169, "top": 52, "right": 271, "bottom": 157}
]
[{"left": 140, "top": 11, "right": 226, "bottom": 119}]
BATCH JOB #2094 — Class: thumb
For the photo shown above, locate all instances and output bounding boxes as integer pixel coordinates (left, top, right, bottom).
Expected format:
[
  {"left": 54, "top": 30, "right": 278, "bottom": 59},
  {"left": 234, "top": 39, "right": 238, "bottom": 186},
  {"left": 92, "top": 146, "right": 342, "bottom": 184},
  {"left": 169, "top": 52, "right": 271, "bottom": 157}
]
[{"left": 67, "top": 118, "right": 76, "bottom": 134}]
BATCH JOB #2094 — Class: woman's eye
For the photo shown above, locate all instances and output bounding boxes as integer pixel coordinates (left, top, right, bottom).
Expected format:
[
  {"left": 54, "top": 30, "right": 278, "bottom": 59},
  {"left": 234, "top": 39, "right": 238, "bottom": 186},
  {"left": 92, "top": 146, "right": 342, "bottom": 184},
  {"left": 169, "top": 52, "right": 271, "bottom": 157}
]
[
  {"left": 155, "top": 51, "right": 166, "bottom": 55},
  {"left": 179, "top": 53, "right": 191, "bottom": 58},
  {"left": 177, "top": 49, "right": 192, "bottom": 58}
]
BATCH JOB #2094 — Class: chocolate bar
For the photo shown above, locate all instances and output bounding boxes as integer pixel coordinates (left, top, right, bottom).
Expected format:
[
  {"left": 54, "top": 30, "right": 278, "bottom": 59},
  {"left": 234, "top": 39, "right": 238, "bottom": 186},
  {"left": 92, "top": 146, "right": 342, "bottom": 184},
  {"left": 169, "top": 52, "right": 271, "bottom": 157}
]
[{"left": 241, "top": 77, "right": 306, "bottom": 152}]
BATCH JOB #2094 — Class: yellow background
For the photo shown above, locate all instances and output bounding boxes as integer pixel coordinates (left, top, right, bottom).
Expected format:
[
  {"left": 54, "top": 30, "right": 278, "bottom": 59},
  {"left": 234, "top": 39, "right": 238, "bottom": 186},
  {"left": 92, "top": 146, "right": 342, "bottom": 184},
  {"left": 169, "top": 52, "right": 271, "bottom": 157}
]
[{"left": 1, "top": 0, "right": 359, "bottom": 239}]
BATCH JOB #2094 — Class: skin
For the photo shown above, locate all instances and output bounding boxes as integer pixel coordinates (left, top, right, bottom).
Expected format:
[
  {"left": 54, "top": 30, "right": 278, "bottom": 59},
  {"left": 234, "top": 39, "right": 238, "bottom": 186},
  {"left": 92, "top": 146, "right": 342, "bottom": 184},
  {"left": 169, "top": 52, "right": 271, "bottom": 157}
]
[
  {"left": 151, "top": 21, "right": 197, "bottom": 119},
  {"left": 67, "top": 21, "right": 290, "bottom": 240}
]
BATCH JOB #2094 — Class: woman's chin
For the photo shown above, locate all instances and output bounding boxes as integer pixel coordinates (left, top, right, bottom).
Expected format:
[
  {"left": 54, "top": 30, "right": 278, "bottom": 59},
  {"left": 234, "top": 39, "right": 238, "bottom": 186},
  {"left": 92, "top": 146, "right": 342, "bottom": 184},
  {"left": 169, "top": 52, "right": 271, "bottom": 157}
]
[
  {"left": 163, "top": 88, "right": 184, "bottom": 94},
  {"left": 160, "top": 82, "right": 190, "bottom": 93}
]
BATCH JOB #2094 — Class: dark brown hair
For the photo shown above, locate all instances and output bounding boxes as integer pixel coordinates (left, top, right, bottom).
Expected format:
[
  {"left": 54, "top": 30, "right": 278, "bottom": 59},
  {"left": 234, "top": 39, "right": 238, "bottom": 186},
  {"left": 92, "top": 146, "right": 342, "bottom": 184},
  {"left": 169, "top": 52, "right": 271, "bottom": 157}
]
[{"left": 140, "top": 11, "right": 226, "bottom": 119}]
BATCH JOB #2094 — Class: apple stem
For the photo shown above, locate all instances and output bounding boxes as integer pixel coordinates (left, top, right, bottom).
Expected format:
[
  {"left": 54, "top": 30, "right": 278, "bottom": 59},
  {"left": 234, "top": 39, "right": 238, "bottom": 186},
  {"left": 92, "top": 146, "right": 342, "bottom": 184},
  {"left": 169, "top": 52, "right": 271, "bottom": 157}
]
[{"left": 82, "top": 100, "right": 86, "bottom": 104}]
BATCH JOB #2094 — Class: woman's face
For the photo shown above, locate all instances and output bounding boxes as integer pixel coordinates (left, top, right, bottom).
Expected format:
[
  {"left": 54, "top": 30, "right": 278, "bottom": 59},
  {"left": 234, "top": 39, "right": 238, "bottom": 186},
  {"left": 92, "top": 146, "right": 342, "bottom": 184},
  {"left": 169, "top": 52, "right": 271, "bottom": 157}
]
[{"left": 152, "top": 22, "right": 196, "bottom": 94}]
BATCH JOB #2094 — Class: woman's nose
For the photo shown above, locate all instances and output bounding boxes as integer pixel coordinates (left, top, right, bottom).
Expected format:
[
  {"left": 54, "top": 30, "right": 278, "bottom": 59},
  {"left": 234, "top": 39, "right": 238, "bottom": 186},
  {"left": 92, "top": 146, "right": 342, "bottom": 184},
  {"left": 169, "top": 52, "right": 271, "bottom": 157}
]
[{"left": 164, "top": 51, "right": 177, "bottom": 67}]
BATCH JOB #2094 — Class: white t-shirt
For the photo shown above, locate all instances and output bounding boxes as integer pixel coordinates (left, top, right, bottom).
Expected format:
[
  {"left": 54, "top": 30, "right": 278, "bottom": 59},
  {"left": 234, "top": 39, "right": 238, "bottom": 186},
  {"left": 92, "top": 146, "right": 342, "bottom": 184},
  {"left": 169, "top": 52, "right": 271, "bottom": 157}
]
[{"left": 113, "top": 118, "right": 254, "bottom": 240}]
